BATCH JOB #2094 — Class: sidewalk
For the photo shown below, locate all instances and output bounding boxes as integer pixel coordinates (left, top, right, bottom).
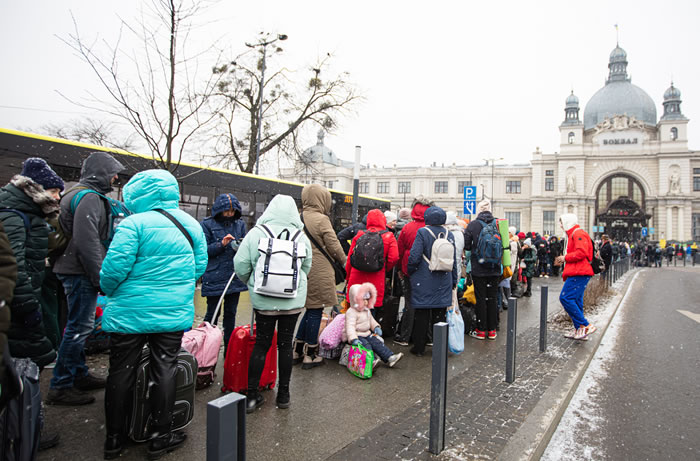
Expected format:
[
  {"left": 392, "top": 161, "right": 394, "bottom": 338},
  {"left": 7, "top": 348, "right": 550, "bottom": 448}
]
[{"left": 37, "top": 273, "right": 636, "bottom": 461}]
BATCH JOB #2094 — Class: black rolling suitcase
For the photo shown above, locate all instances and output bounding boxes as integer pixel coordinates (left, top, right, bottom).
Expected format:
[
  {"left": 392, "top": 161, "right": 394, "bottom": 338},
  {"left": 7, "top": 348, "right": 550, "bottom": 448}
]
[
  {"left": 0, "top": 358, "right": 41, "bottom": 461},
  {"left": 129, "top": 347, "right": 197, "bottom": 442},
  {"left": 376, "top": 270, "right": 401, "bottom": 338}
]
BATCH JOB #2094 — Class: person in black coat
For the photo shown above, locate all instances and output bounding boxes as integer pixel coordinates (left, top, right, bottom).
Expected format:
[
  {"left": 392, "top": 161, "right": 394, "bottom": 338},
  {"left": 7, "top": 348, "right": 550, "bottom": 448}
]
[
  {"left": 336, "top": 214, "right": 368, "bottom": 253},
  {"left": 464, "top": 199, "right": 501, "bottom": 340},
  {"left": 599, "top": 235, "right": 613, "bottom": 274},
  {"left": 548, "top": 236, "right": 563, "bottom": 276},
  {"left": 200, "top": 193, "right": 247, "bottom": 350}
]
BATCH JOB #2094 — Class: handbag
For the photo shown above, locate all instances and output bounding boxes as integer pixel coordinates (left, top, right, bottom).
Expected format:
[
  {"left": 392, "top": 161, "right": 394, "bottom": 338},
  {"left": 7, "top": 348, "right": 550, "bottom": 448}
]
[
  {"left": 301, "top": 214, "right": 347, "bottom": 285},
  {"left": 502, "top": 265, "right": 513, "bottom": 280},
  {"left": 347, "top": 343, "right": 374, "bottom": 379}
]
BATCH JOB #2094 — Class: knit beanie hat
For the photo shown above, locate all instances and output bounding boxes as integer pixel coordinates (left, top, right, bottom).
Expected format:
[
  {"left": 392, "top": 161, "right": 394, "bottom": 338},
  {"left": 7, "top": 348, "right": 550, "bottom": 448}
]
[
  {"left": 398, "top": 208, "right": 411, "bottom": 220},
  {"left": 508, "top": 226, "right": 516, "bottom": 235},
  {"left": 384, "top": 210, "right": 397, "bottom": 223},
  {"left": 476, "top": 199, "right": 491, "bottom": 214},
  {"left": 20, "top": 158, "right": 64, "bottom": 192},
  {"left": 518, "top": 232, "right": 526, "bottom": 240},
  {"left": 523, "top": 238, "right": 532, "bottom": 247}
]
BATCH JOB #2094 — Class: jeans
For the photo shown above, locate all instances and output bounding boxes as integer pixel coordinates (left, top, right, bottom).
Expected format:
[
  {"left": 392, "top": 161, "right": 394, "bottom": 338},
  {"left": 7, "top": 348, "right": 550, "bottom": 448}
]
[
  {"left": 295, "top": 308, "right": 323, "bottom": 346},
  {"left": 51, "top": 274, "right": 98, "bottom": 389},
  {"left": 357, "top": 335, "right": 394, "bottom": 362},
  {"left": 104, "top": 331, "right": 183, "bottom": 436},
  {"left": 473, "top": 275, "right": 500, "bottom": 332},
  {"left": 248, "top": 312, "right": 299, "bottom": 391},
  {"left": 204, "top": 293, "right": 240, "bottom": 350},
  {"left": 411, "top": 308, "right": 446, "bottom": 354},
  {"left": 395, "top": 276, "right": 415, "bottom": 343},
  {"left": 559, "top": 276, "right": 591, "bottom": 329}
]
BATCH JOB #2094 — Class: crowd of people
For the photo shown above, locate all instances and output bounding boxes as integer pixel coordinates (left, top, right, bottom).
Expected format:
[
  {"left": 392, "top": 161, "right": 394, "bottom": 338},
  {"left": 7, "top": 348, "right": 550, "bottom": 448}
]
[{"left": 0, "top": 154, "right": 695, "bottom": 459}]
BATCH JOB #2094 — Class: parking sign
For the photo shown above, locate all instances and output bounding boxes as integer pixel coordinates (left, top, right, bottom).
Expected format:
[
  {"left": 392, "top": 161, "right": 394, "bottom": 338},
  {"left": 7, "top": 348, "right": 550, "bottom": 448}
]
[{"left": 463, "top": 186, "right": 477, "bottom": 200}]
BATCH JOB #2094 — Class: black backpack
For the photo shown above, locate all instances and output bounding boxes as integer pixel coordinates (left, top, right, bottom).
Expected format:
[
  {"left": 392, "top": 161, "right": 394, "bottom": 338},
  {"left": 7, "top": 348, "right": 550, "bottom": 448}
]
[{"left": 350, "top": 230, "right": 387, "bottom": 272}]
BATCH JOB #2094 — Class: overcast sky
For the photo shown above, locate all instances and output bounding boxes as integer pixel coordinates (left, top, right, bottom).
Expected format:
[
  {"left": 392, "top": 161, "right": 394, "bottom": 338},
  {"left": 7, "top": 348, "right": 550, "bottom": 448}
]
[{"left": 1, "top": 0, "right": 699, "bottom": 170}]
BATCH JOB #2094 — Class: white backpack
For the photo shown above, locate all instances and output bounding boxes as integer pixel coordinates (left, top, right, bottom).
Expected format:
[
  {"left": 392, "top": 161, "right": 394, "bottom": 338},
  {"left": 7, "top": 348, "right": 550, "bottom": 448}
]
[
  {"left": 422, "top": 227, "right": 455, "bottom": 272},
  {"left": 254, "top": 225, "right": 306, "bottom": 298}
]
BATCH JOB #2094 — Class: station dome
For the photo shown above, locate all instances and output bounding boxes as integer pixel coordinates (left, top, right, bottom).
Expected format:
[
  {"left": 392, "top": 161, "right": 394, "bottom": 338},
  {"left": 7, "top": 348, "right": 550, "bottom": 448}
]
[{"left": 583, "top": 46, "right": 657, "bottom": 130}]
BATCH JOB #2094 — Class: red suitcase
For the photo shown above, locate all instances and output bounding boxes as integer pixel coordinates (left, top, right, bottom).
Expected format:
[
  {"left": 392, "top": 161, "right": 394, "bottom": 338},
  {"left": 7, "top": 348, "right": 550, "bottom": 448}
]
[{"left": 221, "top": 320, "right": 277, "bottom": 394}]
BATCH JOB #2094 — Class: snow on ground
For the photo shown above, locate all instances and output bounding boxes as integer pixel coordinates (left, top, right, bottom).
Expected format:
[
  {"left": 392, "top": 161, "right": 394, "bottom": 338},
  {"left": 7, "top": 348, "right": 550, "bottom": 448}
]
[{"left": 541, "top": 270, "right": 643, "bottom": 461}]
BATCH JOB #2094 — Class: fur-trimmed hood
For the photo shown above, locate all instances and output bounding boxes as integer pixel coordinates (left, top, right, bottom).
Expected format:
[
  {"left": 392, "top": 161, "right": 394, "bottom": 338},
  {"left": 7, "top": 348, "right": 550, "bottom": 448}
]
[
  {"left": 9, "top": 175, "right": 60, "bottom": 218},
  {"left": 348, "top": 282, "right": 377, "bottom": 311}
]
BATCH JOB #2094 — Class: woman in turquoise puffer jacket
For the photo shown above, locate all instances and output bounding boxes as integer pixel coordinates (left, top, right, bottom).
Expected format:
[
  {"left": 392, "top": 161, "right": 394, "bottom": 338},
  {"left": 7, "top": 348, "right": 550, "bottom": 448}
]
[{"left": 99, "top": 169, "right": 207, "bottom": 460}]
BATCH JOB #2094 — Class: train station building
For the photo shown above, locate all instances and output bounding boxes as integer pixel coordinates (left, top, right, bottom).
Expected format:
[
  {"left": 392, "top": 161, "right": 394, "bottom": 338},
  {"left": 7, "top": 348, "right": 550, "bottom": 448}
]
[{"left": 280, "top": 45, "right": 700, "bottom": 242}]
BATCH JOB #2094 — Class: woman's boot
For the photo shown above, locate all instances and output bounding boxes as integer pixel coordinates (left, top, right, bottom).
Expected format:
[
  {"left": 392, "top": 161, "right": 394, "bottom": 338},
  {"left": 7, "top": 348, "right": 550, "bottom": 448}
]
[
  {"left": 245, "top": 388, "right": 265, "bottom": 414},
  {"left": 301, "top": 344, "right": 324, "bottom": 370},
  {"left": 292, "top": 338, "right": 305, "bottom": 366},
  {"left": 276, "top": 383, "right": 290, "bottom": 409}
]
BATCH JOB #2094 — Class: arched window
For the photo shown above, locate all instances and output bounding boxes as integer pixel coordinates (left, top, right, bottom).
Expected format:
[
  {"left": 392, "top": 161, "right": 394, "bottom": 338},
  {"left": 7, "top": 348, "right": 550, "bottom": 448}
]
[
  {"left": 595, "top": 173, "right": 646, "bottom": 214},
  {"left": 568, "top": 132, "right": 575, "bottom": 144},
  {"left": 671, "top": 127, "right": 678, "bottom": 141}
]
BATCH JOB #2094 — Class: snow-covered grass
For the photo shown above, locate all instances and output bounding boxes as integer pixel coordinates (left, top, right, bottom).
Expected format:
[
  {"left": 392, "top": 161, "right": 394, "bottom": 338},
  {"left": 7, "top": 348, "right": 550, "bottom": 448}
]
[{"left": 541, "top": 270, "right": 643, "bottom": 461}]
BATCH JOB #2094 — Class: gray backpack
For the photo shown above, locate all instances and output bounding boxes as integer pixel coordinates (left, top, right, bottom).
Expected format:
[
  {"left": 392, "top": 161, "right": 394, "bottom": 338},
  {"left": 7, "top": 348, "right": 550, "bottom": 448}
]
[{"left": 422, "top": 227, "right": 455, "bottom": 272}]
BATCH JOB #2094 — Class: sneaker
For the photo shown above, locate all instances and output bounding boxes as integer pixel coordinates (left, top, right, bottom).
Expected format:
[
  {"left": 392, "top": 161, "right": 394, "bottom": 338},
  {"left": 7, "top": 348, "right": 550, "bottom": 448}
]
[
  {"left": 584, "top": 324, "right": 597, "bottom": 336},
  {"left": 387, "top": 353, "right": 403, "bottom": 368},
  {"left": 46, "top": 387, "right": 95, "bottom": 406},
  {"left": 245, "top": 392, "right": 265, "bottom": 414},
  {"left": 564, "top": 329, "right": 577, "bottom": 339},
  {"left": 573, "top": 326, "right": 589, "bottom": 340},
  {"left": 372, "top": 358, "right": 381, "bottom": 370},
  {"left": 74, "top": 372, "right": 107, "bottom": 391},
  {"left": 426, "top": 342, "right": 433, "bottom": 347},
  {"left": 393, "top": 339, "right": 409, "bottom": 346},
  {"left": 470, "top": 329, "right": 486, "bottom": 340},
  {"left": 487, "top": 330, "right": 497, "bottom": 340},
  {"left": 147, "top": 431, "right": 187, "bottom": 460}
]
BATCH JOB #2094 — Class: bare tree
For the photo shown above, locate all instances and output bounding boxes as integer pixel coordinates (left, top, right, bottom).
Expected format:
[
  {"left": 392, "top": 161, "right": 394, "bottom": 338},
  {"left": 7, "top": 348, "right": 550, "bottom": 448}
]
[
  {"left": 58, "top": 0, "right": 224, "bottom": 172},
  {"left": 209, "top": 43, "right": 361, "bottom": 173},
  {"left": 39, "top": 118, "right": 137, "bottom": 151}
]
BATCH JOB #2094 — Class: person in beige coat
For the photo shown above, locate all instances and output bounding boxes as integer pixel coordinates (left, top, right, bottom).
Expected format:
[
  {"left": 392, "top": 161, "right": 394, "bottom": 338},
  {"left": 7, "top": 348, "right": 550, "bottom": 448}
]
[{"left": 295, "top": 184, "right": 346, "bottom": 369}]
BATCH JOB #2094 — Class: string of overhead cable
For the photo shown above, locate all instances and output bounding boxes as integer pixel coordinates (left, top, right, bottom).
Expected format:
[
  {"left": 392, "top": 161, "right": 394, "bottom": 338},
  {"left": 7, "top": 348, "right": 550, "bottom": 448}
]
[{"left": 0, "top": 104, "right": 90, "bottom": 114}]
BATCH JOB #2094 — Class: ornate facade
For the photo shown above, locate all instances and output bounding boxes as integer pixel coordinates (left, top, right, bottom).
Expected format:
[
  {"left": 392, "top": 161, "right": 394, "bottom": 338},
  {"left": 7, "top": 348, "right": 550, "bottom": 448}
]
[{"left": 279, "top": 45, "right": 700, "bottom": 242}]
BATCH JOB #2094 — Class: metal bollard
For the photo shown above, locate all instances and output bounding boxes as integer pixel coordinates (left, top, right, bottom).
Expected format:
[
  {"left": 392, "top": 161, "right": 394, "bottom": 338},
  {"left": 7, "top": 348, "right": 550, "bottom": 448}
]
[
  {"left": 539, "top": 286, "right": 548, "bottom": 353},
  {"left": 207, "top": 392, "right": 247, "bottom": 461},
  {"left": 505, "top": 297, "right": 518, "bottom": 383},
  {"left": 429, "top": 322, "right": 449, "bottom": 455}
]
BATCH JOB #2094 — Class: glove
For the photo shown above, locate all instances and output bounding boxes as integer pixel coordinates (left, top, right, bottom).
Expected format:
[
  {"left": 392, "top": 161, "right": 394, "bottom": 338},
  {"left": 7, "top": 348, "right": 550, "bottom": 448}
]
[
  {"left": 351, "top": 339, "right": 361, "bottom": 346},
  {"left": 374, "top": 327, "right": 383, "bottom": 337}
]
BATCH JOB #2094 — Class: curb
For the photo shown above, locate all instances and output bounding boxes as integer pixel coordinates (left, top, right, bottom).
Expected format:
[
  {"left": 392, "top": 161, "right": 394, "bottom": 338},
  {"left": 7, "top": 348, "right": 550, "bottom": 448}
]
[{"left": 498, "top": 269, "right": 643, "bottom": 461}]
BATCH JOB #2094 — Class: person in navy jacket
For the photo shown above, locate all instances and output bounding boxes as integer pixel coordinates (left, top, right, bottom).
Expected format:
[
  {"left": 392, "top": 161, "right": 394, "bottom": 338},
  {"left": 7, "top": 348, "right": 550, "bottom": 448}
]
[{"left": 200, "top": 193, "right": 247, "bottom": 350}]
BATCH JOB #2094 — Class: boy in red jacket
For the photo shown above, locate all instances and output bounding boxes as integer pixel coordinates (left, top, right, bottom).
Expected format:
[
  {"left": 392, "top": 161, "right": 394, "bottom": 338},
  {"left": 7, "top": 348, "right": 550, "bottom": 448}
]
[{"left": 553, "top": 214, "right": 597, "bottom": 340}]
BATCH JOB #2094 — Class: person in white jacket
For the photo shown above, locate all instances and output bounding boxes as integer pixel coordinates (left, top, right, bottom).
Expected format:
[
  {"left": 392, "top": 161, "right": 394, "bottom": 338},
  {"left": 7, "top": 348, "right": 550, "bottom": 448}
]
[{"left": 445, "top": 212, "right": 465, "bottom": 271}]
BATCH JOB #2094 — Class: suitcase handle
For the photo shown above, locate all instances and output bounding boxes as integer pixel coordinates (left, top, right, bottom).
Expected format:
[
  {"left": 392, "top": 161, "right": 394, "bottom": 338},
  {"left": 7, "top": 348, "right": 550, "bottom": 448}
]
[{"left": 210, "top": 272, "right": 236, "bottom": 327}]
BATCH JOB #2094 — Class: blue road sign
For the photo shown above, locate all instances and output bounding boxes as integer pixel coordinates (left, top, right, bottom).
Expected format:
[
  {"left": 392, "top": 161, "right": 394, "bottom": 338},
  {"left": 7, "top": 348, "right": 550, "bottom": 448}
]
[
  {"left": 641, "top": 227, "right": 648, "bottom": 237},
  {"left": 463, "top": 186, "right": 477, "bottom": 201},
  {"left": 649, "top": 227, "right": 655, "bottom": 235},
  {"left": 592, "top": 226, "right": 598, "bottom": 233},
  {"left": 463, "top": 201, "right": 476, "bottom": 215}
]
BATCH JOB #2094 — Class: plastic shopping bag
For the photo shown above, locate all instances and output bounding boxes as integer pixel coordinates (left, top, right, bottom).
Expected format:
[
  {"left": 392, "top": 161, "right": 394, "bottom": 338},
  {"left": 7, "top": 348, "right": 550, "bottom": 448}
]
[
  {"left": 347, "top": 344, "right": 374, "bottom": 379},
  {"left": 447, "top": 308, "right": 465, "bottom": 354}
]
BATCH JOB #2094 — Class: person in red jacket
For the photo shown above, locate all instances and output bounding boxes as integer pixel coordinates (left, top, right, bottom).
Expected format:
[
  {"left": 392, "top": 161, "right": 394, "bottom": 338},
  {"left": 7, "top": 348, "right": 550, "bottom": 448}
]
[
  {"left": 345, "top": 209, "right": 399, "bottom": 307},
  {"left": 393, "top": 196, "right": 432, "bottom": 346},
  {"left": 553, "top": 213, "right": 597, "bottom": 340}
]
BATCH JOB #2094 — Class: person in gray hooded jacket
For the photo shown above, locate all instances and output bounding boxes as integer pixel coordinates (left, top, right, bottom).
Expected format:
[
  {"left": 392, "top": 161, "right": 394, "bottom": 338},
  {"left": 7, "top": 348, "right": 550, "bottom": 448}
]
[{"left": 49, "top": 151, "right": 124, "bottom": 406}]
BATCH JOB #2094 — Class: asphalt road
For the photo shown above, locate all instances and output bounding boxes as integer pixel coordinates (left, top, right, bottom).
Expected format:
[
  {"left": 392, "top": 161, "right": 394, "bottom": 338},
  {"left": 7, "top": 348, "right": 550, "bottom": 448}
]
[
  {"left": 37, "top": 276, "right": 564, "bottom": 461},
  {"left": 543, "top": 266, "right": 700, "bottom": 460}
]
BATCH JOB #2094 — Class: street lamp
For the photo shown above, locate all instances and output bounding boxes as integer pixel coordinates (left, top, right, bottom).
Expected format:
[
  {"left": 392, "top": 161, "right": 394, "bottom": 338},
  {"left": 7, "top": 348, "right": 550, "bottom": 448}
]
[
  {"left": 484, "top": 157, "right": 503, "bottom": 207},
  {"left": 246, "top": 33, "right": 288, "bottom": 176}
]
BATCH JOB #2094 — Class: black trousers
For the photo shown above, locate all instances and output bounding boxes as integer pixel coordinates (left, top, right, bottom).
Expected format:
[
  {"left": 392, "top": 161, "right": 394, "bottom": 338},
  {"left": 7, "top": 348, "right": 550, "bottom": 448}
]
[
  {"left": 473, "top": 275, "right": 500, "bottom": 332},
  {"left": 395, "top": 276, "right": 415, "bottom": 343},
  {"left": 248, "top": 312, "right": 300, "bottom": 392},
  {"left": 105, "top": 331, "right": 183, "bottom": 436},
  {"left": 411, "top": 308, "right": 446, "bottom": 354}
]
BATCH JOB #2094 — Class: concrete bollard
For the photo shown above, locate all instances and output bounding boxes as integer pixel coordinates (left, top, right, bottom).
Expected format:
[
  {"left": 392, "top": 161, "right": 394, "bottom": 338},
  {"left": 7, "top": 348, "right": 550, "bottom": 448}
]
[
  {"left": 429, "top": 322, "right": 449, "bottom": 455},
  {"left": 539, "top": 286, "right": 548, "bottom": 353},
  {"left": 207, "top": 392, "right": 247, "bottom": 461},
  {"left": 505, "top": 297, "right": 518, "bottom": 383}
]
